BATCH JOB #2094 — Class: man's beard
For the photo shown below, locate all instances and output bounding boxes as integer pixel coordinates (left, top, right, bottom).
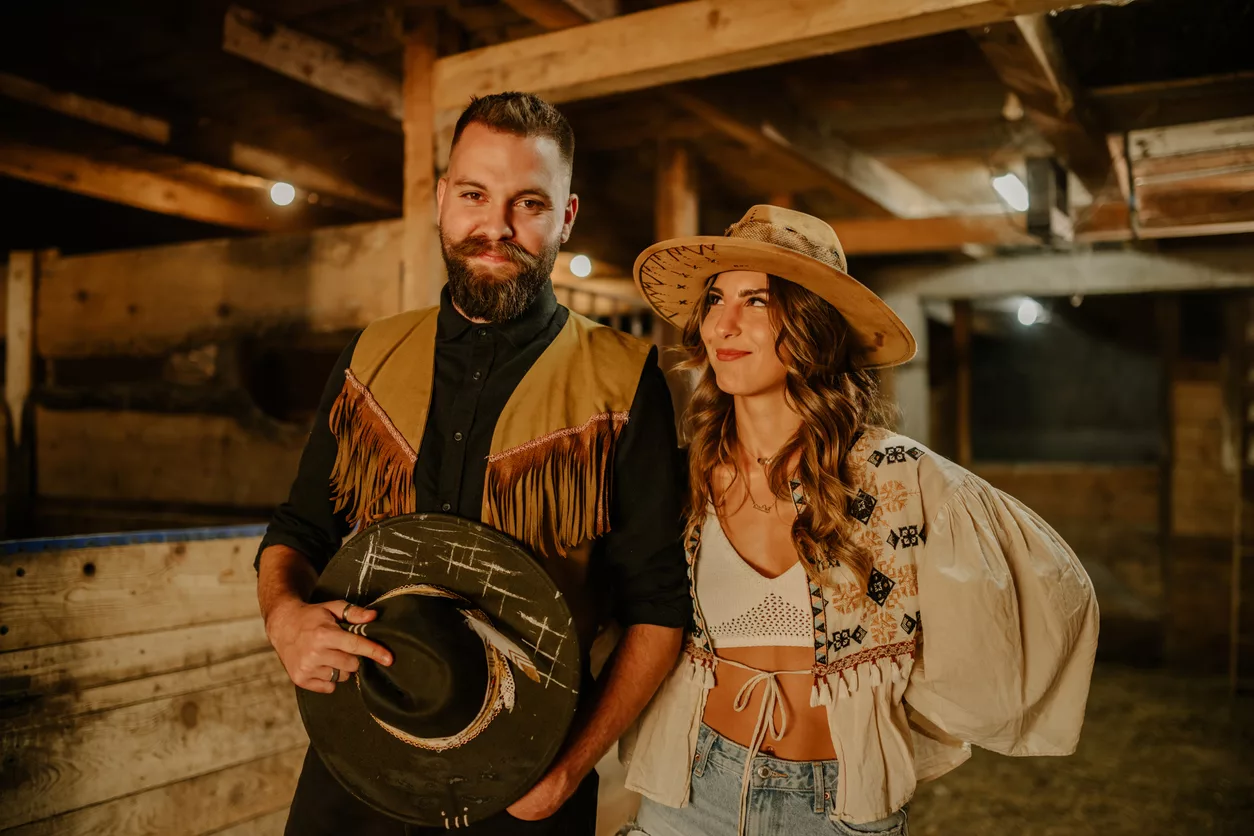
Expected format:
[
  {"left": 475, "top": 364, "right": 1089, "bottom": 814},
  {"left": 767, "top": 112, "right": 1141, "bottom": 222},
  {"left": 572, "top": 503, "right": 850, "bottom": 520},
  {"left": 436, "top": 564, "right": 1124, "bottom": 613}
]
[{"left": 441, "top": 230, "right": 559, "bottom": 323}]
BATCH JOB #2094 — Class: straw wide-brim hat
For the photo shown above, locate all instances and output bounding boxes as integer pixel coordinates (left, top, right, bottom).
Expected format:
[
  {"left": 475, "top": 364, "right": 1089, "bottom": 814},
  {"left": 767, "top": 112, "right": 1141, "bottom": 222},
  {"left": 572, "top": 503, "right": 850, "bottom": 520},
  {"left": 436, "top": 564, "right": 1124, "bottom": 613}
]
[{"left": 633, "top": 205, "right": 916, "bottom": 368}]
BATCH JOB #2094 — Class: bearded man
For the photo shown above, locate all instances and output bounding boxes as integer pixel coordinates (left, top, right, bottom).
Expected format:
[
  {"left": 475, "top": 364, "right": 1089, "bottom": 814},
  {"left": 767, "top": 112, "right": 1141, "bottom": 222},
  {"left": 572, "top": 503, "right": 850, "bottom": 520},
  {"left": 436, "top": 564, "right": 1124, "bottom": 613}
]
[{"left": 254, "top": 92, "right": 688, "bottom": 836}]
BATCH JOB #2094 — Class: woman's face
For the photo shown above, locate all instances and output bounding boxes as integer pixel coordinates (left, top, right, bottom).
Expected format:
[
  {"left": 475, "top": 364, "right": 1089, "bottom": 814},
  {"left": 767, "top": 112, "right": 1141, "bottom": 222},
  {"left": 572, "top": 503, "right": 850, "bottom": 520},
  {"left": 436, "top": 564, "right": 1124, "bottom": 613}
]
[{"left": 700, "top": 270, "right": 789, "bottom": 397}]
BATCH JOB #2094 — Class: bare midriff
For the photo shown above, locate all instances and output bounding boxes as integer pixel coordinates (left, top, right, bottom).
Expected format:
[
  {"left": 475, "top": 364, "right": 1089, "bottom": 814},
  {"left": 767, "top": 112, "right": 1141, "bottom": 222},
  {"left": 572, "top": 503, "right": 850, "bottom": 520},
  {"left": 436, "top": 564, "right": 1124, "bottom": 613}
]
[{"left": 702, "top": 644, "right": 837, "bottom": 761}]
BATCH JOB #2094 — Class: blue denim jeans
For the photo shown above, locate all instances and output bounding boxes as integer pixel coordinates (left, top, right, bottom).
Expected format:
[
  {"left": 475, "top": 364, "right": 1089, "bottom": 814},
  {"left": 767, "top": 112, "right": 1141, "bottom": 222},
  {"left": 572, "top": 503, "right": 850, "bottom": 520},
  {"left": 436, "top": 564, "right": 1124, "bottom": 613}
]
[{"left": 625, "top": 723, "right": 908, "bottom": 836}]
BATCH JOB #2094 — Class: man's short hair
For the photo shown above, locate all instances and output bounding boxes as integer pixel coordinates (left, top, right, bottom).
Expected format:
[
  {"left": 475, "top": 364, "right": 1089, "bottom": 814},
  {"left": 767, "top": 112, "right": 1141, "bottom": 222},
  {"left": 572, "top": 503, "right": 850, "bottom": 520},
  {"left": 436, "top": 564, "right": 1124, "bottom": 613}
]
[{"left": 450, "top": 92, "right": 575, "bottom": 169}]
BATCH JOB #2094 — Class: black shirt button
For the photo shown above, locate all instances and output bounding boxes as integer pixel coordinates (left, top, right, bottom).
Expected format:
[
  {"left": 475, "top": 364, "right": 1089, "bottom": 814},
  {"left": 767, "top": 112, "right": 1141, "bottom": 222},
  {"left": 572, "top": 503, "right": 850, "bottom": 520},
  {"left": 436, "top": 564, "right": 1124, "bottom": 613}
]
[
  {"left": 441, "top": 502, "right": 451, "bottom": 512},
  {"left": 453, "top": 432, "right": 464, "bottom": 442},
  {"left": 477, "top": 328, "right": 488, "bottom": 338},
  {"left": 472, "top": 371, "right": 482, "bottom": 381}
]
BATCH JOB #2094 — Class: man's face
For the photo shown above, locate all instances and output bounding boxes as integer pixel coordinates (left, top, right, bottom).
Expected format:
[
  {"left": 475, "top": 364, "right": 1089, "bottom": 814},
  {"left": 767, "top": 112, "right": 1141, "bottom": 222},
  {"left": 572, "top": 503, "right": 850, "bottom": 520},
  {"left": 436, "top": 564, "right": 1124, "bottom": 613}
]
[{"left": 437, "top": 122, "right": 578, "bottom": 322}]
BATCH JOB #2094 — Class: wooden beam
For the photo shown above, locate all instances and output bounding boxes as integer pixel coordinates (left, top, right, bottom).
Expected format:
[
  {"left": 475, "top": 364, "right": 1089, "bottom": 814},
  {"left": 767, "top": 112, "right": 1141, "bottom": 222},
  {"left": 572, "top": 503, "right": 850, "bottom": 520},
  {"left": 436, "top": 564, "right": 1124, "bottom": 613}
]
[
  {"left": 1090, "top": 71, "right": 1254, "bottom": 133},
  {"left": 1077, "top": 195, "right": 1254, "bottom": 243},
  {"left": 0, "top": 72, "right": 400, "bottom": 214},
  {"left": 873, "top": 246, "right": 1254, "bottom": 300},
  {"left": 1129, "top": 115, "right": 1254, "bottom": 163},
  {"left": 833, "top": 213, "right": 1037, "bottom": 254},
  {"left": 501, "top": 0, "right": 944, "bottom": 218},
  {"left": 0, "top": 140, "right": 298, "bottom": 231},
  {"left": 431, "top": 0, "right": 1098, "bottom": 113},
  {"left": 223, "top": 4, "right": 403, "bottom": 119},
  {"left": 402, "top": 14, "right": 443, "bottom": 312},
  {"left": 669, "top": 91, "right": 911, "bottom": 219},
  {"left": 501, "top": 0, "right": 619, "bottom": 30},
  {"left": 972, "top": 14, "right": 1113, "bottom": 196},
  {"left": 226, "top": 142, "right": 399, "bottom": 213},
  {"left": 0, "top": 72, "right": 169, "bottom": 143}
]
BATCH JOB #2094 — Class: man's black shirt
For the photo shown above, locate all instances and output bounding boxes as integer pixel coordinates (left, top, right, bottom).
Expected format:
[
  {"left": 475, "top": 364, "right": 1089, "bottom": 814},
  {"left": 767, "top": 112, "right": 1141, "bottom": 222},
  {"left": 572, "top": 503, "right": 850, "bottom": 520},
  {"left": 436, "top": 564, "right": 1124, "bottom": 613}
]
[{"left": 259, "top": 283, "right": 689, "bottom": 628}]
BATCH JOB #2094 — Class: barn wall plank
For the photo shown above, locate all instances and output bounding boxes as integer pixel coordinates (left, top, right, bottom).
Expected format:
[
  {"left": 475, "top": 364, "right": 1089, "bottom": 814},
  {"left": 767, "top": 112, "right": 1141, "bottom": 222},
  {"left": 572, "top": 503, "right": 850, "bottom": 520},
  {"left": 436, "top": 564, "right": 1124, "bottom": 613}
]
[
  {"left": 6, "top": 650, "right": 283, "bottom": 732},
  {"left": 0, "top": 536, "right": 261, "bottom": 652},
  {"left": 0, "top": 618, "right": 268, "bottom": 698},
  {"left": 1, "top": 747, "right": 304, "bottom": 836},
  {"left": 0, "top": 674, "right": 305, "bottom": 829},
  {"left": 36, "top": 220, "right": 401, "bottom": 359},
  {"left": 36, "top": 408, "right": 302, "bottom": 508}
]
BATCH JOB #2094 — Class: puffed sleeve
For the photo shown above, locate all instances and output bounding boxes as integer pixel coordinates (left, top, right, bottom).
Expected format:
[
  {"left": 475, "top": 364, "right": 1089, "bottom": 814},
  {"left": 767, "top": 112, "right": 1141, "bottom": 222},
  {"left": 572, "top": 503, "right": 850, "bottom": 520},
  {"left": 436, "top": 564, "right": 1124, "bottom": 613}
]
[{"left": 903, "top": 460, "right": 1100, "bottom": 758}]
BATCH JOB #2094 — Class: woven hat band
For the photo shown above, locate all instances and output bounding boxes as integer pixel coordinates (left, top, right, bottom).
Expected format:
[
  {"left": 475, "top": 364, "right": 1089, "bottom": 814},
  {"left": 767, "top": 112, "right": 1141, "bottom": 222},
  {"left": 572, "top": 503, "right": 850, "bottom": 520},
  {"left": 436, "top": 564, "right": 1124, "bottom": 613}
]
[{"left": 724, "top": 219, "right": 848, "bottom": 274}]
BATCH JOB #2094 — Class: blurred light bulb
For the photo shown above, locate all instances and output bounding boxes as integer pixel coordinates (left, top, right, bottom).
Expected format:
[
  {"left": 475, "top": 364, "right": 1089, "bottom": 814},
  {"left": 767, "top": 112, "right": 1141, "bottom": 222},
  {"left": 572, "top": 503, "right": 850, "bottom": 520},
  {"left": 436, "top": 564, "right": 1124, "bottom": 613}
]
[
  {"left": 1017, "top": 298, "right": 1042, "bottom": 326},
  {"left": 992, "top": 173, "right": 1029, "bottom": 212},
  {"left": 270, "top": 182, "right": 296, "bottom": 206},
  {"left": 569, "top": 254, "right": 592, "bottom": 278}
]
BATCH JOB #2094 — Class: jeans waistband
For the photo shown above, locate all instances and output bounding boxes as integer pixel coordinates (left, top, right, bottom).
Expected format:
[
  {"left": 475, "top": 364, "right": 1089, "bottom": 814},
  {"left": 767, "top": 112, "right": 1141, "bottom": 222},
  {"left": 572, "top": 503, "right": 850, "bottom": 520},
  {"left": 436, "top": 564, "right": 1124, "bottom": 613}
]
[{"left": 695, "top": 722, "right": 839, "bottom": 795}]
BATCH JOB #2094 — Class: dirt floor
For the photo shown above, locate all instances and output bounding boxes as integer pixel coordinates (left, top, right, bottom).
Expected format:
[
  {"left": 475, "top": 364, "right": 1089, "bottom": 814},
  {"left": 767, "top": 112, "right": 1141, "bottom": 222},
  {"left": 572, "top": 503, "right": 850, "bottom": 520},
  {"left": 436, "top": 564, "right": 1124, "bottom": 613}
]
[{"left": 596, "top": 664, "right": 1254, "bottom": 836}]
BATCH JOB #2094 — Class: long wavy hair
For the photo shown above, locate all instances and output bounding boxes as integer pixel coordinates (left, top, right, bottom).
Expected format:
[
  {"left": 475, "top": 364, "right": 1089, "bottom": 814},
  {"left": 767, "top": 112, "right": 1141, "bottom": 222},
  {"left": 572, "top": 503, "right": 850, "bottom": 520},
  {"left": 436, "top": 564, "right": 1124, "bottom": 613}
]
[{"left": 680, "top": 274, "right": 893, "bottom": 587}]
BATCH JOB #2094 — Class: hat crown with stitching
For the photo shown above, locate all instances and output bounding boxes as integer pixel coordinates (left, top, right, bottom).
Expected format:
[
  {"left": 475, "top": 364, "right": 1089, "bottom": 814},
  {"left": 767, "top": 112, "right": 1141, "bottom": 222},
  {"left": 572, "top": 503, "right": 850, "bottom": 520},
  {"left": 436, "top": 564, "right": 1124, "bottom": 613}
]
[{"left": 724, "top": 205, "right": 849, "bottom": 274}]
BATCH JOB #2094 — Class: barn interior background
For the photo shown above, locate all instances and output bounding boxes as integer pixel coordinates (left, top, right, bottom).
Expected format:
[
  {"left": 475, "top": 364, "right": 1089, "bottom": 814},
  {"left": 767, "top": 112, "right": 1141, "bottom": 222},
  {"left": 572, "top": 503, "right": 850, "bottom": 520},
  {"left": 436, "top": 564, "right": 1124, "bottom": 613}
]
[{"left": 1, "top": 0, "right": 1253, "bottom": 834}]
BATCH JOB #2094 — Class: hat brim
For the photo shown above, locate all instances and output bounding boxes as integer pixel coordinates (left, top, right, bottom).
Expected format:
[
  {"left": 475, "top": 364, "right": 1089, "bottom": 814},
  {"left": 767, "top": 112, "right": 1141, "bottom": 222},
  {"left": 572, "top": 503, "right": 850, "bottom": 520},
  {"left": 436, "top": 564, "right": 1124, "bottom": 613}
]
[
  {"left": 296, "top": 513, "right": 581, "bottom": 827},
  {"left": 633, "top": 237, "right": 916, "bottom": 368}
]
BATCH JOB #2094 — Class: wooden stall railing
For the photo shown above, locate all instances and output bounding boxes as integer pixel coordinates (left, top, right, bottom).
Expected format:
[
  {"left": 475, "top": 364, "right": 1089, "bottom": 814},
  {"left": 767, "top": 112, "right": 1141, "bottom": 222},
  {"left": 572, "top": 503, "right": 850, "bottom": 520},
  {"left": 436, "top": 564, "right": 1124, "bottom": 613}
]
[{"left": 0, "top": 527, "right": 305, "bottom": 835}]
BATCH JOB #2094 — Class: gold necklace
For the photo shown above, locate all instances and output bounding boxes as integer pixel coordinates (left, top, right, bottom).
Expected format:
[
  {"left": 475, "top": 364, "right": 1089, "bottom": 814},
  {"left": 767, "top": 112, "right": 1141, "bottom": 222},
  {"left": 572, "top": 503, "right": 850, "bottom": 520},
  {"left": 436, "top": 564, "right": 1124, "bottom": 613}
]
[{"left": 749, "top": 452, "right": 778, "bottom": 514}]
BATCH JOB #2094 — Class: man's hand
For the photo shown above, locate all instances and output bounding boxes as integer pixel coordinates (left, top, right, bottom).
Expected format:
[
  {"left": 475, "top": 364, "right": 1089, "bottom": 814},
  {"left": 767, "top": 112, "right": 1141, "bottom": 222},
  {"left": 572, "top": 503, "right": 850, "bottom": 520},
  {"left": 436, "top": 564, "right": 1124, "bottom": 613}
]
[
  {"left": 265, "top": 599, "right": 392, "bottom": 693},
  {"left": 505, "top": 764, "right": 575, "bottom": 821}
]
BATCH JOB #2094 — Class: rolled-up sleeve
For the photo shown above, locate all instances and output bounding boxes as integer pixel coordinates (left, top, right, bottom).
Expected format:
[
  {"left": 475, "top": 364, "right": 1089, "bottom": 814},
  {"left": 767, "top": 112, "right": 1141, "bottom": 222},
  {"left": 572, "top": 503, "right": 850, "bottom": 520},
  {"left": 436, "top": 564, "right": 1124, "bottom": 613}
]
[
  {"left": 903, "top": 467, "right": 1100, "bottom": 757},
  {"left": 254, "top": 331, "right": 361, "bottom": 575},
  {"left": 597, "top": 346, "right": 690, "bottom": 628}
]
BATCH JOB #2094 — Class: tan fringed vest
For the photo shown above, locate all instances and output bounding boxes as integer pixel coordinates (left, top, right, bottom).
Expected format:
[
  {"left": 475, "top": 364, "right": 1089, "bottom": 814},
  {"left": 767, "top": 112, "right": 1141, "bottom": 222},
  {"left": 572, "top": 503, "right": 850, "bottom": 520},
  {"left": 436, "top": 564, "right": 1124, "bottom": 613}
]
[{"left": 326, "top": 306, "right": 652, "bottom": 641}]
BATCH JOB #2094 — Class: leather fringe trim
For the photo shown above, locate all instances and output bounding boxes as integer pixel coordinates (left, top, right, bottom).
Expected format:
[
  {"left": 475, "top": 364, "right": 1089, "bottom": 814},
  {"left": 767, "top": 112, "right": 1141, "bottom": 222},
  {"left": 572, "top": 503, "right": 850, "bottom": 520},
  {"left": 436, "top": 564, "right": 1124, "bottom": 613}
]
[
  {"left": 328, "top": 369, "right": 418, "bottom": 530},
  {"left": 483, "top": 412, "right": 629, "bottom": 559}
]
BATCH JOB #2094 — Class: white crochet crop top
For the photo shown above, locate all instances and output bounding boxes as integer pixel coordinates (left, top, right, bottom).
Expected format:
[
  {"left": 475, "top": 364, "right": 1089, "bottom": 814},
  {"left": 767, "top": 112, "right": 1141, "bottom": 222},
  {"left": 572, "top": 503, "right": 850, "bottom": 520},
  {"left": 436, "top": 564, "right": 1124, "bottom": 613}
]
[{"left": 694, "top": 509, "right": 812, "bottom": 648}]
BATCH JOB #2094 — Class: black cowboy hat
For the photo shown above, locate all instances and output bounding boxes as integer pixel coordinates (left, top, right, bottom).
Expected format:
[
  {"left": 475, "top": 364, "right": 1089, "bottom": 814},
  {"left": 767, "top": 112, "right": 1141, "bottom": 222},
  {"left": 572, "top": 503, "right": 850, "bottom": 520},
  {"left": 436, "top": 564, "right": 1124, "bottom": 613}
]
[{"left": 296, "top": 513, "right": 581, "bottom": 827}]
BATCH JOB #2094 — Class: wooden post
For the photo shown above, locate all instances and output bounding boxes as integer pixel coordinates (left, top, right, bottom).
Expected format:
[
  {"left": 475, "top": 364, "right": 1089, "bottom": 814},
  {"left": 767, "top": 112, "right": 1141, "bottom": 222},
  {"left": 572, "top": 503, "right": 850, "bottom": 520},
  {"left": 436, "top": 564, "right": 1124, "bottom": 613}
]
[
  {"left": 1225, "top": 292, "right": 1253, "bottom": 693},
  {"left": 401, "top": 12, "right": 442, "bottom": 312},
  {"left": 653, "top": 141, "right": 696, "bottom": 346},
  {"left": 953, "top": 299, "right": 973, "bottom": 467},
  {"left": 1156, "top": 295, "right": 1178, "bottom": 667},
  {"left": 879, "top": 291, "right": 930, "bottom": 445},
  {"left": 6, "top": 251, "right": 37, "bottom": 537}
]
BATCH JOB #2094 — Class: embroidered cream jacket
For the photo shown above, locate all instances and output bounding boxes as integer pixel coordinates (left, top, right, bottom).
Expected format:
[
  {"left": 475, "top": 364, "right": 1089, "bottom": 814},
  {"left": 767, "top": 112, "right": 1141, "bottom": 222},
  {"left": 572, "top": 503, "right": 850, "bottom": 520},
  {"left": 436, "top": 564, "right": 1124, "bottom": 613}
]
[{"left": 618, "top": 429, "right": 1100, "bottom": 824}]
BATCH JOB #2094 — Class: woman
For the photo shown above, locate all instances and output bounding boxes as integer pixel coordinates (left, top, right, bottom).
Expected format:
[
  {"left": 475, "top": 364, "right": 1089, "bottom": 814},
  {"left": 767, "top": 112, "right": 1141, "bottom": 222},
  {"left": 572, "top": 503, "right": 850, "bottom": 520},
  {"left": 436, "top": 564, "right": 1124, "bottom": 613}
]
[{"left": 618, "top": 205, "right": 1099, "bottom": 836}]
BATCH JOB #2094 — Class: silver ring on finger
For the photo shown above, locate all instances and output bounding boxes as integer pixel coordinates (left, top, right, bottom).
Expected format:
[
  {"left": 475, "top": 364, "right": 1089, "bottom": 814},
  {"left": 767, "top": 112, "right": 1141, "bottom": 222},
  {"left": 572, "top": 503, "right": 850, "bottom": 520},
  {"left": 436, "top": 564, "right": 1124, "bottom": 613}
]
[
  {"left": 329, "top": 668, "right": 340, "bottom": 684},
  {"left": 340, "top": 602, "right": 352, "bottom": 622}
]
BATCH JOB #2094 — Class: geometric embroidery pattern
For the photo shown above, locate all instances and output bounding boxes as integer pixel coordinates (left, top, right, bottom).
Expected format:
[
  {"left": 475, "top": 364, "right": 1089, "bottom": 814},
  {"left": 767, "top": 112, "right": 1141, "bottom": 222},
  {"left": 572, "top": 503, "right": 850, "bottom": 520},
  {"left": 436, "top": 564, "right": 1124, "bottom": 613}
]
[
  {"left": 810, "top": 579, "right": 830, "bottom": 666},
  {"left": 866, "top": 568, "right": 895, "bottom": 606},
  {"left": 849, "top": 490, "right": 877, "bottom": 525},
  {"left": 681, "top": 426, "right": 923, "bottom": 702},
  {"left": 896, "top": 525, "right": 921, "bottom": 549}
]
